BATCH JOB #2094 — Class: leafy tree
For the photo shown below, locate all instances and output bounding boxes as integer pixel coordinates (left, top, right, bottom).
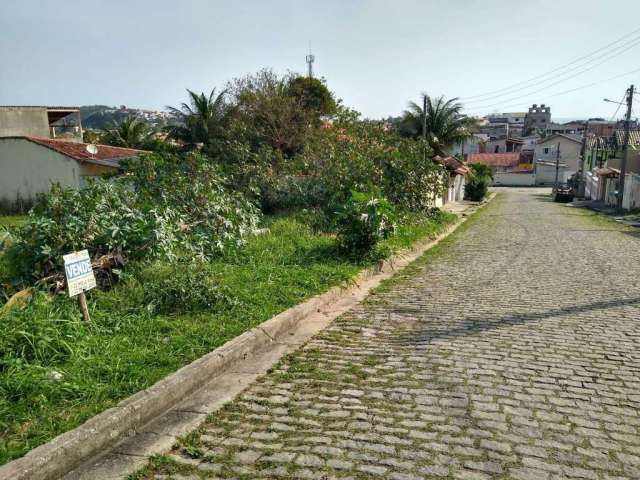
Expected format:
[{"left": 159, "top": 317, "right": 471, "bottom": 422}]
[
  {"left": 166, "top": 88, "right": 230, "bottom": 146},
  {"left": 101, "top": 117, "right": 155, "bottom": 149},
  {"left": 399, "top": 94, "right": 476, "bottom": 155},
  {"left": 287, "top": 76, "right": 337, "bottom": 117},
  {"left": 227, "top": 69, "right": 315, "bottom": 156}
]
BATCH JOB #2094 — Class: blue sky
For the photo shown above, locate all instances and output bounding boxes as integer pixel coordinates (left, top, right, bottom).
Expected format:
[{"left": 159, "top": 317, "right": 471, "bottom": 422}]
[{"left": 1, "top": 0, "right": 640, "bottom": 120}]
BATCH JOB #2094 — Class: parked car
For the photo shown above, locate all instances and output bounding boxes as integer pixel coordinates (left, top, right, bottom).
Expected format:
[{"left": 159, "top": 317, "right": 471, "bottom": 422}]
[{"left": 552, "top": 183, "right": 574, "bottom": 202}]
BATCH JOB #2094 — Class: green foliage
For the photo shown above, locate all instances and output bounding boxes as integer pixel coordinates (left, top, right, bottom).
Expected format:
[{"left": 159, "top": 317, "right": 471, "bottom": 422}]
[
  {"left": 100, "top": 117, "right": 158, "bottom": 150},
  {"left": 166, "top": 88, "right": 231, "bottom": 146},
  {"left": 135, "top": 261, "right": 232, "bottom": 314},
  {"left": 398, "top": 94, "right": 477, "bottom": 155},
  {"left": 227, "top": 69, "right": 318, "bottom": 156},
  {"left": 6, "top": 152, "right": 261, "bottom": 284},
  {"left": 287, "top": 76, "right": 337, "bottom": 116},
  {"left": 288, "top": 108, "right": 448, "bottom": 212},
  {"left": 464, "top": 163, "right": 493, "bottom": 201},
  {"left": 336, "top": 190, "right": 397, "bottom": 256}
]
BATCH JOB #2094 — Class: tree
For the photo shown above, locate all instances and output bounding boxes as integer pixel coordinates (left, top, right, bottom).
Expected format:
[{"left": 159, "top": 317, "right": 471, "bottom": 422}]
[
  {"left": 227, "top": 69, "right": 315, "bottom": 156},
  {"left": 101, "top": 117, "right": 155, "bottom": 149},
  {"left": 399, "top": 94, "right": 476, "bottom": 155},
  {"left": 287, "top": 76, "right": 337, "bottom": 117},
  {"left": 166, "top": 88, "right": 230, "bottom": 146}
]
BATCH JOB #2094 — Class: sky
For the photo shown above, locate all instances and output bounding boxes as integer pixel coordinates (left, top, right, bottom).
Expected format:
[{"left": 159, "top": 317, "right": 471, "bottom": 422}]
[{"left": 1, "top": 0, "right": 640, "bottom": 121}]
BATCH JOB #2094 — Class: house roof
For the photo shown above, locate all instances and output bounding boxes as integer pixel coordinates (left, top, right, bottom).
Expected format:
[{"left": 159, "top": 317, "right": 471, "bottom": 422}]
[
  {"left": 615, "top": 129, "right": 640, "bottom": 146},
  {"left": 434, "top": 155, "right": 469, "bottom": 175},
  {"left": 537, "top": 134, "right": 582, "bottom": 145},
  {"left": 466, "top": 153, "right": 521, "bottom": 168},
  {"left": 594, "top": 167, "right": 620, "bottom": 178},
  {"left": 15, "top": 137, "right": 146, "bottom": 165}
]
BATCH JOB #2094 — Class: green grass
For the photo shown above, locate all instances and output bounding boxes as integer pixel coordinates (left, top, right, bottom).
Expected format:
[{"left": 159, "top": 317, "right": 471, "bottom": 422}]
[
  {"left": 0, "top": 212, "right": 455, "bottom": 465},
  {"left": 0, "top": 216, "right": 27, "bottom": 228}
]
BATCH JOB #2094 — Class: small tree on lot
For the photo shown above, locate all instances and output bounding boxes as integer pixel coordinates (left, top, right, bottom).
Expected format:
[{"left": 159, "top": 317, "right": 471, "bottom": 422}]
[
  {"left": 464, "top": 163, "right": 493, "bottom": 201},
  {"left": 336, "top": 190, "right": 397, "bottom": 257}
]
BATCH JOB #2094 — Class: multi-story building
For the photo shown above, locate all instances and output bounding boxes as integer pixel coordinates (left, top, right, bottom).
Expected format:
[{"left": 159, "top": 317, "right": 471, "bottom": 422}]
[
  {"left": 524, "top": 104, "right": 551, "bottom": 136},
  {"left": 0, "top": 106, "right": 83, "bottom": 142}
]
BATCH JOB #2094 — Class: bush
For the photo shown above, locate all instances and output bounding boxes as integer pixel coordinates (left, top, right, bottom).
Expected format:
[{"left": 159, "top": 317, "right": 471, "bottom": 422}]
[
  {"left": 135, "top": 261, "right": 232, "bottom": 314},
  {"left": 464, "top": 163, "right": 493, "bottom": 201},
  {"left": 5, "top": 152, "right": 261, "bottom": 286},
  {"left": 292, "top": 109, "right": 447, "bottom": 212},
  {"left": 336, "top": 190, "right": 397, "bottom": 256}
]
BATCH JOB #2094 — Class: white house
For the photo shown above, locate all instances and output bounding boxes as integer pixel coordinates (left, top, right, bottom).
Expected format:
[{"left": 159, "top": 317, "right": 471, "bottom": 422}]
[
  {"left": 533, "top": 134, "right": 582, "bottom": 185},
  {"left": 0, "top": 136, "right": 144, "bottom": 208}
]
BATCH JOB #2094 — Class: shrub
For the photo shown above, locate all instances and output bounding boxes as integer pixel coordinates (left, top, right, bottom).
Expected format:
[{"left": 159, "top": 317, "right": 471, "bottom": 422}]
[
  {"left": 336, "top": 190, "right": 397, "bottom": 256},
  {"left": 135, "top": 261, "right": 232, "bottom": 314},
  {"left": 292, "top": 109, "right": 448, "bottom": 212},
  {"left": 464, "top": 163, "right": 494, "bottom": 201},
  {"left": 5, "top": 152, "right": 261, "bottom": 286}
]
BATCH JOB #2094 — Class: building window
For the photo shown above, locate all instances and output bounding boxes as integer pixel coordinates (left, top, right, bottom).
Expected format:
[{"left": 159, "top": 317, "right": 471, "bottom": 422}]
[{"left": 544, "top": 147, "right": 549, "bottom": 154}]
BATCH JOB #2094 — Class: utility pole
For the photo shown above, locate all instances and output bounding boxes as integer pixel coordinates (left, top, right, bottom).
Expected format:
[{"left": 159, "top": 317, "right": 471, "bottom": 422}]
[
  {"left": 618, "top": 84, "right": 634, "bottom": 211},
  {"left": 577, "top": 121, "right": 589, "bottom": 198},
  {"left": 422, "top": 94, "right": 427, "bottom": 162},
  {"left": 554, "top": 142, "right": 561, "bottom": 189}
]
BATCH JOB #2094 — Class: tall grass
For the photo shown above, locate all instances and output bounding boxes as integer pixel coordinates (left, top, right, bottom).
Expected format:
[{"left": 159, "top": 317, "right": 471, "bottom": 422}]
[{"left": 0, "top": 212, "right": 455, "bottom": 464}]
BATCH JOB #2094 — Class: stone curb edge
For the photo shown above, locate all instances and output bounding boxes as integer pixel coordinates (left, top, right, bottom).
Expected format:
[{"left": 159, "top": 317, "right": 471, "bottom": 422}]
[{"left": 0, "top": 194, "right": 495, "bottom": 480}]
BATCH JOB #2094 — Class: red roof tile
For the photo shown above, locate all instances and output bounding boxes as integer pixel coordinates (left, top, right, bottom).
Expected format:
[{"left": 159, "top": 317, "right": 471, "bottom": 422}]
[
  {"left": 467, "top": 153, "right": 520, "bottom": 167},
  {"left": 434, "top": 155, "right": 470, "bottom": 175},
  {"left": 24, "top": 137, "right": 146, "bottom": 162}
]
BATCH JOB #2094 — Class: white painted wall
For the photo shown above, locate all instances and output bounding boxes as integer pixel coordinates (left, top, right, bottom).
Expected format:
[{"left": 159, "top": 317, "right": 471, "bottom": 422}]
[
  {"left": 447, "top": 175, "right": 466, "bottom": 202},
  {"left": 534, "top": 137, "right": 581, "bottom": 174},
  {"left": 585, "top": 172, "right": 599, "bottom": 200},
  {"left": 493, "top": 172, "right": 535, "bottom": 186},
  {"left": 535, "top": 163, "right": 569, "bottom": 185},
  {"left": 623, "top": 173, "right": 640, "bottom": 210},
  {"left": 0, "top": 138, "right": 81, "bottom": 203}
]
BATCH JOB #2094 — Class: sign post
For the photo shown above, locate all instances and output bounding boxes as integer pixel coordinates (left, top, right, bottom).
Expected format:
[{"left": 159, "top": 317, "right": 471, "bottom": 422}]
[{"left": 63, "top": 250, "right": 96, "bottom": 322}]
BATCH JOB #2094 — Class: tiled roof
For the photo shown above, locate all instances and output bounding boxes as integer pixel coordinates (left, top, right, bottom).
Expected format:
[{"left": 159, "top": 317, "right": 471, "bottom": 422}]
[
  {"left": 23, "top": 137, "right": 146, "bottom": 162},
  {"left": 466, "top": 153, "right": 521, "bottom": 167},
  {"left": 434, "top": 155, "right": 470, "bottom": 175},
  {"left": 615, "top": 130, "right": 640, "bottom": 146}
]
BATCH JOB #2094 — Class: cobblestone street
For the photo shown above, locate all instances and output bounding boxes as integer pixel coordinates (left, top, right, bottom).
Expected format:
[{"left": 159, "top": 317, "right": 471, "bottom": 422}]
[{"left": 145, "top": 189, "right": 640, "bottom": 480}]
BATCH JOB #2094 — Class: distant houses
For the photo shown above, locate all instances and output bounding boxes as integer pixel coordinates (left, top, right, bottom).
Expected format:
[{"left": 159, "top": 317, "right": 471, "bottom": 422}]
[{"left": 582, "top": 130, "right": 640, "bottom": 210}]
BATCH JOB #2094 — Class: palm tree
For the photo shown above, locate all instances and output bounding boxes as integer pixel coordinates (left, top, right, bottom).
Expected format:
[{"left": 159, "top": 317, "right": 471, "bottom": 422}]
[
  {"left": 399, "top": 94, "right": 476, "bottom": 155},
  {"left": 101, "top": 117, "right": 154, "bottom": 149},
  {"left": 166, "top": 88, "right": 230, "bottom": 146}
]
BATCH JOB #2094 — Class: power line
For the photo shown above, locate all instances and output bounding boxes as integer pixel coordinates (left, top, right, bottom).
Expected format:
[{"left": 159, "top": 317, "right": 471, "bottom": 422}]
[
  {"left": 463, "top": 35, "right": 640, "bottom": 106},
  {"left": 461, "top": 25, "right": 640, "bottom": 101},
  {"left": 463, "top": 62, "right": 640, "bottom": 114},
  {"left": 608, "top": 93, "right": 627, "bottom": 121},
  {"left": 463, "top": 69, "right": 640, "bottom": 116}
]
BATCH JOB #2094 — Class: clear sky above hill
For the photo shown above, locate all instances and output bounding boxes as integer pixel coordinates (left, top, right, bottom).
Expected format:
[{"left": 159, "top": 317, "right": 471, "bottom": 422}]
[{"left": 1, "top": 0, "right": 639, "bottom": 120}]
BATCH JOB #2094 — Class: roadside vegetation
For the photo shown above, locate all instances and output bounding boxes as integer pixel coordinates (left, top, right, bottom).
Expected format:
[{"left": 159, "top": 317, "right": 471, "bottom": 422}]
[{"left": 0, "top": 69, "right": 470, "bottom": 464}]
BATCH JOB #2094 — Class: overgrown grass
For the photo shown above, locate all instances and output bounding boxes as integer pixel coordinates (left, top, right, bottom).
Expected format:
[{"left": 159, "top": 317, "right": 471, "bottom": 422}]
[
  {"left": 0, "top": 215, "right": 26, "bottom": 228},
  {"left": 0, "top": 212, "right": 455, "bottom": 465}
]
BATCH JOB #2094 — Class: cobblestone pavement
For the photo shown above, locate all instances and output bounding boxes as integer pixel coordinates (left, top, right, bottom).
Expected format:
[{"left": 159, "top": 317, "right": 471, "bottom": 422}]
[{"left": 142, "top": 189, "right": 640, "bottom": 480}]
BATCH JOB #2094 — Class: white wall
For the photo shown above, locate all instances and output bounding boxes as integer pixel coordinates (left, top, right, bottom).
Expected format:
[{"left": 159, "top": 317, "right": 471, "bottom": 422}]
[
  {"left": 623, "top": 173, "right": 640, "bottom": 210},
  {"left": 534, "top": 137, "right": 581, "bottom": 174},
  {"left": 535, "top": 163, "right": 569, "bottom": 185},
  {"left": 493, "top": 172, "right": 535, "bottom": 186},
  {"left": 0, "top": 138, "right": 81, "bottom": 203},
  {"left": 585, "top": 172, "right": 599, "bottom": 200}
]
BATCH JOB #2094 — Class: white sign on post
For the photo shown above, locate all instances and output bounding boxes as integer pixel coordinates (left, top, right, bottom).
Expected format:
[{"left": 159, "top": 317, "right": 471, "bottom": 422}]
[{"left": 63, "top": 250, "right": 96, "bottom": 297}]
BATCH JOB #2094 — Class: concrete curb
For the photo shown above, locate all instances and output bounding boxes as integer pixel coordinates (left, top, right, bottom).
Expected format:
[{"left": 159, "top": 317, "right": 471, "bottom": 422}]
[{"left": 0, "top": 195, "right": 494, "bottom": 480}]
